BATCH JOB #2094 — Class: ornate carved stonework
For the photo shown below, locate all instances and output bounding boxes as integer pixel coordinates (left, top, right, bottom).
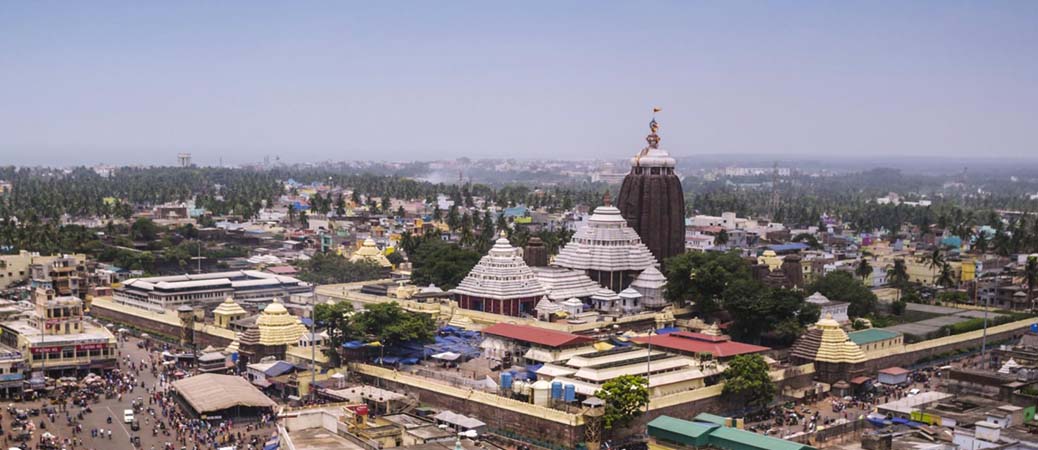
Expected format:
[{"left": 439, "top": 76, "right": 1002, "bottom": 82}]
[{"left": 616, "top": 115, "right": 686, "bottom": 265}]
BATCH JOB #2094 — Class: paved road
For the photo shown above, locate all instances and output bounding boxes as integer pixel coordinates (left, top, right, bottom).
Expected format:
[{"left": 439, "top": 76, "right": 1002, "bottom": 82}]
[{"left": 3, "top": 334, "right": 269, "bottom": 450}]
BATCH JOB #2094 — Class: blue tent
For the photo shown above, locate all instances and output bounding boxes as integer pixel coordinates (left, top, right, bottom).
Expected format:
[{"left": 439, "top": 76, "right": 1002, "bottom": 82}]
[{"left": 400, "top": 358, "right": 420, "bottom": 365}]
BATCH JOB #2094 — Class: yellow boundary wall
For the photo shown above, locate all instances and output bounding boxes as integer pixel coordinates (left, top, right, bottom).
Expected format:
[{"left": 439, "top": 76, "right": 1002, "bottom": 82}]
[{"left": 351, "top": 363, "right": 585, "bottom": 426}]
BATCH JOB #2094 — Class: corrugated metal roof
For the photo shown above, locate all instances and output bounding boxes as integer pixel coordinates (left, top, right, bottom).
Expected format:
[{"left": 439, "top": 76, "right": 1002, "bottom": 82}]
[
  {"left": 172, "top": 374, "right": 276, "bottom": 413},
  {"left": 847, "top": 328, "right": 900, "bottom": 345},
  {"left": 709, "top": 426, "right": 814, "bottom": 450}
]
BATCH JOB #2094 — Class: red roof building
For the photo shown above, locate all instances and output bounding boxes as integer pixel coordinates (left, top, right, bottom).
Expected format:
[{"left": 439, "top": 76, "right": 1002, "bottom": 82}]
[
  {"left": 481, "top": 323, "right": 594, "bottom": 348},
  {"left": 630, "top": 331, "right": 769, "bottom": 359}
]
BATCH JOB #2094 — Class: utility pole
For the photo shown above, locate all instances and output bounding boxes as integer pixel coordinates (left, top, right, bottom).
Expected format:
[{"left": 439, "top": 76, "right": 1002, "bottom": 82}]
[{"left": 310, "top": 294, "right": 316, "bottom": 403}]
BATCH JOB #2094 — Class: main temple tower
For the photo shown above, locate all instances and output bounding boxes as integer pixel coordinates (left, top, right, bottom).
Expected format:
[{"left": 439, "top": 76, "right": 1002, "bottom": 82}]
[{"left": 616, "top": 113, "right": 686, "bottom": 265}]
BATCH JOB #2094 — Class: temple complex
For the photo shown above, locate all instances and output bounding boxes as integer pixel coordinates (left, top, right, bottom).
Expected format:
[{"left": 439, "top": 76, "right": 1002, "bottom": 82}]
[
  {"left": 789, "top": 314, "right": 867, "bottom": 383},
  {"left": 554, "top": 195, "right": 657, "bottom": 292},
  {"left": 523, "top": 237, "right": 549, "bottom": 267},
  {"left": 212, "top": 296, "right": 248, "bottom": 328},
  {"left": 532, "top": 266, "right": 602, "bottom": 302},
  {"left": 235, "top": 300, "right": 307, "bottom": 367},
  {"left": 451, "top": 235, "right": 548, "bottom": 317},
  {"left": 616, "top": 115, "right": 686, "bottom": 265},
  {"left": 630, "top": 266, "right": 667, "bottom": 309},
  {"left": 350, "top": 238, "right": 393, "bottom": 268}
]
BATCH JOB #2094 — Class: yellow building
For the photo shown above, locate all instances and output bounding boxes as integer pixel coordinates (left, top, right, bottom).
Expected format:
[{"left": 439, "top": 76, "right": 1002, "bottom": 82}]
[
  {"left": 212, "top": 296, "right": 247, "bottom": 329},
  {"left": 0, "top": 288, "right": 118, "bottom": 376},
  {"left": 256, "top": 301, "right": 307, "bottom": 346},
  {"left": 350, "top": 239, "right": 393, "bottom": 268},
  {"left": 757, "top": 250, "right": 782, "bottom": 271}
]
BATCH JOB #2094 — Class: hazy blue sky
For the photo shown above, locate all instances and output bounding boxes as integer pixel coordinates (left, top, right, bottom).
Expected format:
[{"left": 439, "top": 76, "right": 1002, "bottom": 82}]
[{"left": 2, "top": 1, "right": 1036, "bottom": 166}]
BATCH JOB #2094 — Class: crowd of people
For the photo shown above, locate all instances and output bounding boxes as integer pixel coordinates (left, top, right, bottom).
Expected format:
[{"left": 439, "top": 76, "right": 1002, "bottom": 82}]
[{"left": 2, "top": 335, "right": 278, "bottom": 450}]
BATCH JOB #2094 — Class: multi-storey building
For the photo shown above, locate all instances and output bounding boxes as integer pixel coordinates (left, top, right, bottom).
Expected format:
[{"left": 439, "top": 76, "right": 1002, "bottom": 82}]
[
  {"left": 114, "top": 270, "right": 312, "bottom": 312},
  {"left": 0, "top": 288, "right": 117, "bottom": 378},
  {"left": 30, "top": 254, "right": 87, "bottom": 297}
]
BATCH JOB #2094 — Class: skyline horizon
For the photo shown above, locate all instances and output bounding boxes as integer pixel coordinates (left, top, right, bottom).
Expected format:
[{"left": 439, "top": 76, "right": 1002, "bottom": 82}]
[{"left": 3, "top": 2, "right": 1036, "bottom": 166}]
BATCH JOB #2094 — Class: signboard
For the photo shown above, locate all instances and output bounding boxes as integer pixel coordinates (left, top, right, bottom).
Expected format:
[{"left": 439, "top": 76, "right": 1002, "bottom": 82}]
[
  {"left": 30, "top": 346, "right": 64, "bottom": 355},
  {"left": 76, "top": 343, "right": 107, "bottom": 351}
]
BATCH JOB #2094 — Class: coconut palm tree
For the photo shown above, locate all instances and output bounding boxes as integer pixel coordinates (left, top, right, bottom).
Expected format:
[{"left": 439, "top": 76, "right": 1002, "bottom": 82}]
[
  {"left": 919, "top": 248, "right": 945, "bottom": 287},
  {"left": 937, "top": 262, "right": 956, "bottom": 288},
  {"left": 855, "top": 258, "right": 873, "bottom": 284},
  {"left": 887, "top": 258, "right": 910, "bottom": 290}
]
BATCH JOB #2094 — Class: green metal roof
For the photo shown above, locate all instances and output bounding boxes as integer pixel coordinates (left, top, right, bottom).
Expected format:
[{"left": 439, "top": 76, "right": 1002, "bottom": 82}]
[
  {"left": 848, "top": 328, "right": 900, "bottom": 345},
  {"left": 648, "top": 416, "right": 715, "bottom": 438},
  {"left": 709, "top": 426, "right": 815, "bottom": 450},
  {"left": 693, "top": 412, "right": 729, "bottom": 426}
]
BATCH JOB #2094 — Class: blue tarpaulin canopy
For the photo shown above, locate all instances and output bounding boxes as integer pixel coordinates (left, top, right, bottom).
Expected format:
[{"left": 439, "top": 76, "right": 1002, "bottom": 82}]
[
  {"left": 655, "top": 327, "right": 681, "bottom": 335},
  {"left": 342, "top": 341, "right": 365, "bottom": 349}
]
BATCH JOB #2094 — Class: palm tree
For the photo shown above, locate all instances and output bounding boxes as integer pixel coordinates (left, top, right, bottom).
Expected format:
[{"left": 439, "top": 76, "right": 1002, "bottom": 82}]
[
  {"left": 919, "top": 248, "right": 945, "bottom": 287},
  {"left": 715, "top": 229, "right": 729, "bottom": 248},
  {"left": 855, "top": 258, "right": 873, "bottom": 284},
  {"left": 1025, "top": 256, "right": 1038, "bottom": 311},
  {"left": 887, "top": 258, "right": 910, "bottom": 290},
  {"left": 974, "top": 232, "right": 989, "bottom": 254},
  {"left": 937, "top": 262, "right": 956, "bottom": 288}
]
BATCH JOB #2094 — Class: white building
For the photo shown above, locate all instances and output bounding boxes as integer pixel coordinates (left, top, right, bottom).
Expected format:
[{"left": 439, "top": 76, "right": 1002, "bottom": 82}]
[
  {"left": 115, "top": 270, "right": 313, "bottom": 312},
  {"left": 805, "top": 292, "right": 849, "bottom": 324}
]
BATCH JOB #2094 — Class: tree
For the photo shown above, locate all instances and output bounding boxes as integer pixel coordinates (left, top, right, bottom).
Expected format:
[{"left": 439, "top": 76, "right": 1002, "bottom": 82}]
[
  {"left": 886, "top": 258, "right": 910, "bottom": 290},
  {"left": 974, "top": 232, "right": 989, "bottom": 253},
  {"left": 723, "top": 281, "right": 818, "bottom": 345},
  {"left": 296, "top": 253, "right": 391, "bottom": 284},
  {"left": 130, "top": 217, "right": 160, "bottom": 241},
  {"left": 714, "top": 229, "right": 729, "bottom": 247},
  {"left": 855, "top": 258, "right": 873, "bottom": 283},
  {"left": 664, "top": 250, "right": 751, "bottom": 315},
  {"left": 410, "top": 239, "right": 481, "bottom": 290},
  {"left": 891, "top": 298, "right": 907, "bottom": 315},
  {"left": 919, "top": 248, "right": 945, "bottom": 286},
  {"left": 722, "top": 354, "right": 776, "bottom": 411},
  {"left": 594, "top": 375, "right": 649, "bottom": 430},
  {"left": 808, "top": 271, "right": 878, "bottom": 318},
  {"left": 792, "top": 233, "right": 821, "bottom": 250},
  {"left": 1025, "top": 256, "right": 1038, "bottom": 311},
  {"left": 314, "top": 301, "right": 355, "bottom": 365},
  {"left": 350, "top": 302, "right": 435, "bottom": 348},
  {"left": 937, "top": 262, "right": 956, "bottom": 288}
]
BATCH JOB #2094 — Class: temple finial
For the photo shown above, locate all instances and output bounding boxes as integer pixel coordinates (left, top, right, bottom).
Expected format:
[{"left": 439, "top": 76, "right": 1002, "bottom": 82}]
[
  {"left": 647, "top": 108, "right": 661, "bottom": 149},
  {"left": 602, "top": 190, "right": 612, "bottom": 207}
]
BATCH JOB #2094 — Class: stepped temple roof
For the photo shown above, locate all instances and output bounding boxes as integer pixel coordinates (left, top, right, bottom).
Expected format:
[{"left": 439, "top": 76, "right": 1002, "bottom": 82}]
[
  {"left": 790, "top": 314, "right": 866, "bottom": 364},
  {"left": 350, "top": 238, "right": 392, "bottom": 268},
  {"left": 632, "top": 266, "right": 666, "bottom": 289},
  {"left": 213, "top": 296, "right": 247, "bottom": 317},
  {"left": 256, "top": 300, "right": 307, "bottom": 346},
  {"left": 533, "top": 266, "right": 602, "bottom": 301},
  {"left": 554, "top": 200, "right": 656, "bottom": 273},
  {"left": 452, "top": 235, "right": 548, "bottom": 300}
]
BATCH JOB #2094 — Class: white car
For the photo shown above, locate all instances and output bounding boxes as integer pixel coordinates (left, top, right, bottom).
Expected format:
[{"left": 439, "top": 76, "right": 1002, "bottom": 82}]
[
  {"left": 908, "top": 388, "right": 921, "bottom": 396},
  {"left": 123, "top": 409, "right": 134, "bottom": 423}
]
